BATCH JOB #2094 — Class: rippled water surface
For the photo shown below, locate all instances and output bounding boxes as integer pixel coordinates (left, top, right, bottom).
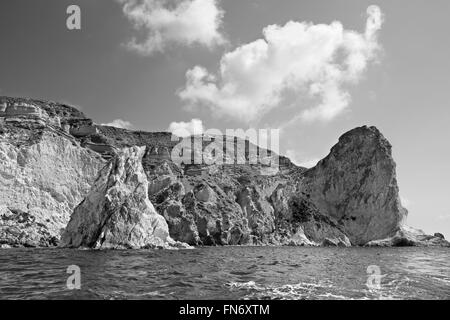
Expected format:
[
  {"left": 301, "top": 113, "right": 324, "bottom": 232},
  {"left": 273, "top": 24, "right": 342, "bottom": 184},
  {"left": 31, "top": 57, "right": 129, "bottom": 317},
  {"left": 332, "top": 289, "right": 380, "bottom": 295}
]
[{"left": 0, "top": 247, "right": 449, "bottom": 299}]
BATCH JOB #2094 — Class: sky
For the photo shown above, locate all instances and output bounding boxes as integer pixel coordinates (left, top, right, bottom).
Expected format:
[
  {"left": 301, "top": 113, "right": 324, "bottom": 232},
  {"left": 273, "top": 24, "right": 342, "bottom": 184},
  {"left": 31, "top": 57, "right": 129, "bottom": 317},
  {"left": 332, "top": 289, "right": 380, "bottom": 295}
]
[{"left": 0, "top": 0, "right": 449, "bottom": 238}]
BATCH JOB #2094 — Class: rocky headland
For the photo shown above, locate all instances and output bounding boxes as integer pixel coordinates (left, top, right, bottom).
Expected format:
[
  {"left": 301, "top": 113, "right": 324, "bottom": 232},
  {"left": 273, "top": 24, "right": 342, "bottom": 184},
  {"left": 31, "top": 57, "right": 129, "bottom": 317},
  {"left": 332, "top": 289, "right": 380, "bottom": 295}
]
[{"left": 0, "top": 96, "right": 448, "bottom": 249}]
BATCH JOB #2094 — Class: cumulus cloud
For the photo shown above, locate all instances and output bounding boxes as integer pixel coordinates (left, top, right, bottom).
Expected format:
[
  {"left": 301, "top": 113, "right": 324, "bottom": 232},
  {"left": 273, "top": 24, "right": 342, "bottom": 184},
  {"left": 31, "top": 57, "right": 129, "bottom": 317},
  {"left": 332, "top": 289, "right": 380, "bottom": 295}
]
[
  {"left": 168, "top": 118, "right": 204, "bottom": 137},
  {"left": 179, "top": 5, "right": 384, "bottom": 123},
  {"left": 118, "top": 0, "right": 225, "bottom": 55},
  {"left": 102, "top": 119, "right": 134, "bottom": 129}
]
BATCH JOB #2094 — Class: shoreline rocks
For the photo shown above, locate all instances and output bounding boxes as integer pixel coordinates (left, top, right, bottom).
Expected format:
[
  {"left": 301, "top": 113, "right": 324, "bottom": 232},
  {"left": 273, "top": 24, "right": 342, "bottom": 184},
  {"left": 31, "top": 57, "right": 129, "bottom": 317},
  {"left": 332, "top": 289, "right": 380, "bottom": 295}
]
[{"left": 365, "top": 225, "right": 450, "bottom": 247}]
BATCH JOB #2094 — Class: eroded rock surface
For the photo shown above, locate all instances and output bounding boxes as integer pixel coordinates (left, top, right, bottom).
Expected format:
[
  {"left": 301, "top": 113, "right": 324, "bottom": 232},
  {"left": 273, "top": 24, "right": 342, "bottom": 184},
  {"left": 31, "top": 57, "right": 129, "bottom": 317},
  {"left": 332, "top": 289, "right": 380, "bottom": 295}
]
[
  {"left": 300, "top": 126, "right": 407, "bottom": 245},
  {"left": 1, "top": 96, "right": 445, "bottom": 248},
  {"left": 365, "top": 226, "right": 450, "bottom": 247},
  {"left": 0, "top": 132, "right": 104, "bottom": 247},
  {"left": 60, "top": 146, "right": 188, "bottom": 249},
  {"left": 146, "top": 159, "right": 352, "bottom": 247}
]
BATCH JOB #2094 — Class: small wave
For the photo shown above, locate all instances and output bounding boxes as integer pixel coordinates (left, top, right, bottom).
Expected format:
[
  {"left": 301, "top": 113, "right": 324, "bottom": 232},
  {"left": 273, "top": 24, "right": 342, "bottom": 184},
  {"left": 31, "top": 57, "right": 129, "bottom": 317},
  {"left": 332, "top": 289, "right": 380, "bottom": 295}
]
[
  {"left": 230, "top": 270, "right": 255, "bottom": 276},
  {"left": 225, "top": 279, "right": 420, "bottom": 300},
  {"left": 225, "top": 280, "right": 341, "bottom": 300},
  {"left": 170, "top": 280, "right": 196, "bottom": 288},
  {"left": 226, "top": 281, "right": 258, "bottom": 289},
  {"left": 360, "top": 275, "right": 414, "bottom": 300},
  {"left": 430, "top": 276, "right": 450, "bottom": 285},
  {"left": 316, "top": 292, "right": 352, "bottom": 300},
  {"left": 169, "top": 270, "right": 185, "bottom": 276},
  {"left": 87, "top": 289, "right": 167, "bottom": 300}
]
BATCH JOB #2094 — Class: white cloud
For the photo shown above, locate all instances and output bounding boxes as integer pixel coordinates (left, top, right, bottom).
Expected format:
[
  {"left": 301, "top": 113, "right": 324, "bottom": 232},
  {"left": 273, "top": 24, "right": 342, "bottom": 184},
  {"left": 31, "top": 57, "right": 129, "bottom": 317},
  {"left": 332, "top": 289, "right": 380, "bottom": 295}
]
[
  {"left": 285, "top": 149, "right": 320, "bottom": 168},
  {"left": 179, "top": 5, "right": 383, "bottom": 123},
  {"left": 118, "top": 0, "right": 225, "bottom": 55},
  {"left": 168, "top": 118, "right": 204, "bottom": 137},
  {"left": 102, "top": 119, "right": 134, "bottom": 129}
]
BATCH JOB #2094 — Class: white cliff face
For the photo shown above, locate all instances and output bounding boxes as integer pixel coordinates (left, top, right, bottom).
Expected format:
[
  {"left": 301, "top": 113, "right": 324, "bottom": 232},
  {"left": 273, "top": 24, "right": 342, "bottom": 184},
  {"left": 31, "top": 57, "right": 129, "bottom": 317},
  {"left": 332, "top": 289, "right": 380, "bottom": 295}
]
[
  {"left": 300, "top": 126, "right": 407, "bottom": 245},
  {"left": 0, "top": 132, "right": 105, "bottom": 246},
  {"left": 60, "top": 146, "right": 188, "bottom": 249}
]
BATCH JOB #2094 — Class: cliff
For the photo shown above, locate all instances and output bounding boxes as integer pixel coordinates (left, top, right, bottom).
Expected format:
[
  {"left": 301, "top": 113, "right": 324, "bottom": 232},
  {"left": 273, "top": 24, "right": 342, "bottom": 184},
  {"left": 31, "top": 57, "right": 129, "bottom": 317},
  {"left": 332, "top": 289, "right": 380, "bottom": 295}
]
[
  {"left": 0, "top": 96, "right": 447, "bottom": 248},
  {"left": 299, "top": 126, "right": 406, "bottom": 245},
  {"left": 60, "top": 146, "right": 189, "bottom": 249},
  {"left": 0, "top": 99, "right": 105, "bottom": 247}
]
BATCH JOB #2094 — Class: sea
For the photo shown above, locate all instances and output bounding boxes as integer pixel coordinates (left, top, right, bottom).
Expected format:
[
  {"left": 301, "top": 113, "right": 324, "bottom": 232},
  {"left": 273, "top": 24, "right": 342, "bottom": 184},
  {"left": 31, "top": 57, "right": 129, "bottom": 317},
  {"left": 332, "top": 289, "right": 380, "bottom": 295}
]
[{"left": 0, "top": 246, "right": 449, "bottom": 300}]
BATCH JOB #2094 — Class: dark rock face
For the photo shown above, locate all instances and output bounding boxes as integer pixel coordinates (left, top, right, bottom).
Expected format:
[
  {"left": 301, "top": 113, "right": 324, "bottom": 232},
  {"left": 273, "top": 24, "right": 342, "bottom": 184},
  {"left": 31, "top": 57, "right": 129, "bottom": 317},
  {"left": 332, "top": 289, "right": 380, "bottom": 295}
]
[
  {"left": 1, "top": 97, "right": 445, "bottom": 248},
  {"left": 145, "top": 159, "right": 351, "bottom": 247},
  {"left": 148, "top": 165, "right": 253, "bottom": 246},
  {"left": 300, "top": 126, "right": 407, "bottom": 245},
  {"left": 434, "top": 233, "right": 445, "bottom": 239},
  {"left": 0, "top": 207, "right": 59, "bottom": 247}
]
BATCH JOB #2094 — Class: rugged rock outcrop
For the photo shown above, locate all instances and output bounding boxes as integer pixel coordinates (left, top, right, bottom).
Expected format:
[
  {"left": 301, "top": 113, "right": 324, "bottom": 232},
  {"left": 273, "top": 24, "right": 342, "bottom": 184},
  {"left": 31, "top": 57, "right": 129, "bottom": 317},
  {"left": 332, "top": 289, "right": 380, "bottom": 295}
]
[
  {"left": 0, "top": 206, "right": 59, "bottom": 247},
  {"left": 365, "top": 225, "right": 450, "bottom": 247},
  {"left": 299, "top": 126, "right": 407, "bottom": 245},
  {"left": 146, "top": 159, "right": 352, "bottom": 247},
  {"left": 1, "top": 96, "right": 446, "bottom": 248},
  {"left": 281, "top": 195, "right": 351, "bottom": 246},
  {"left": 60, "top": 146, "right": 189, "bottom": 249},
  {"left": 0, "top": 97, "right": 178, "bottom": 247},
  {"left": 0, "top": 132, "right": 104, "bottom": 247},
  {"left": 150, "top": 166, "right": 253, "bottom": 246}
]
